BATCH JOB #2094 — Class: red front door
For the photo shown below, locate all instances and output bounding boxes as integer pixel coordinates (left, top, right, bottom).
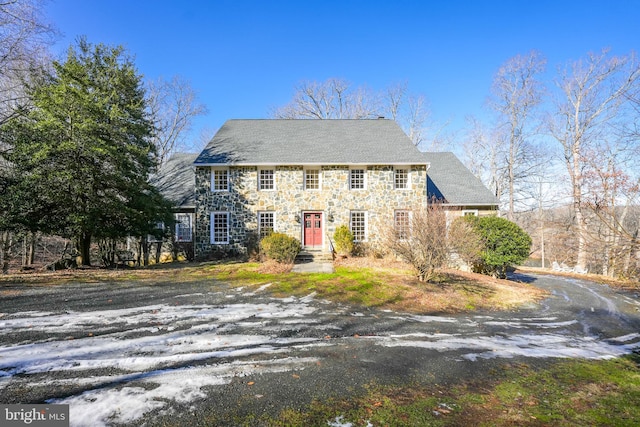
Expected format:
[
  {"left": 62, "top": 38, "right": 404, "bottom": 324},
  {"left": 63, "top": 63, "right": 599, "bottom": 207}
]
[{"left": 303, "top": 212, "right": 323, "bottom": 247}]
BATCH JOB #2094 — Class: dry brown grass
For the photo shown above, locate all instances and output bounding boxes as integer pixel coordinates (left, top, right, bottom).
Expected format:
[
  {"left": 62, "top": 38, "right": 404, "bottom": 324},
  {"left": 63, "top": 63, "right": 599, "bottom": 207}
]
[
  {"left": 0, "top": 258, "right": 549, "bottom": 314},
  {"left": 256, "top": 260, "right": 294, "bottom": 274},
  {"left": 335, "top": 256, "right": 548, "bottom": 313}
]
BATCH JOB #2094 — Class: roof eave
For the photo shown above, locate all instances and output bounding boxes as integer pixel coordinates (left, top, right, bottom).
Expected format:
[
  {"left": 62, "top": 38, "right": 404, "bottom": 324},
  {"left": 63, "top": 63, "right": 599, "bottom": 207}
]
[{"left": 194, "top": 162, "right": 430, "bottom": 167}]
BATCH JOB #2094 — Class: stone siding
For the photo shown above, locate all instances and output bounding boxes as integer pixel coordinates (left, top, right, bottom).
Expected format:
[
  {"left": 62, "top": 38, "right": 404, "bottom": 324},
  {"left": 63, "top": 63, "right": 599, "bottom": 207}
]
[{"left": 195, "top": 165, "right": 427, "bottom": 259}]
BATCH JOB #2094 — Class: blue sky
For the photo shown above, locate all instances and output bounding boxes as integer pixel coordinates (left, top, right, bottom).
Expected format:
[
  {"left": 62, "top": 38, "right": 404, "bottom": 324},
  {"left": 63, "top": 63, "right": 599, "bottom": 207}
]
[{"left": 45, "top": 0, "right": 639, "bottom": 150}]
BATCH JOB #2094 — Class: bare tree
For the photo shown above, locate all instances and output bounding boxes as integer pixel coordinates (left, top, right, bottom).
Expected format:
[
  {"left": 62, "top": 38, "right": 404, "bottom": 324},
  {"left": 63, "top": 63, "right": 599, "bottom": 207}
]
[
  {"left": 462, "top": 116, "right": 506, "bottom": 202},
  {"left": 146, "top": 75, "right": 207, "bottom": 166},
  {"left": 0, "top": 0, "right": 55, "bottom": 125},
  {"left": 548, "top": 49, "right": 640, "bottom": 271},
  {"left": 489, "top": 51, "right": 546, "bottom": 220},
  {"left": 581, "top": 139, "right": 640, "bottom": 276},
  {"left": 382, "top": 204, "right": 450, "bottom": 282},
  {"left": 1, "top": 0, "right": 55, "bottom": 273},
  {"left": 272, "top": 78, "right": 379, "bottom": 120},
  {"left": 272, "top": 78, "right": 448, "bottom": 149}
]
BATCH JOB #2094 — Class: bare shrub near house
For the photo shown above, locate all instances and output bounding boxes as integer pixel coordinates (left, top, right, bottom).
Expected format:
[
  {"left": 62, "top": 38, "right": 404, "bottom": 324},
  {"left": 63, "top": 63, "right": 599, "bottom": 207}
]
[{"left": 382, "top": 204, "right": 450, "bottom": 282}]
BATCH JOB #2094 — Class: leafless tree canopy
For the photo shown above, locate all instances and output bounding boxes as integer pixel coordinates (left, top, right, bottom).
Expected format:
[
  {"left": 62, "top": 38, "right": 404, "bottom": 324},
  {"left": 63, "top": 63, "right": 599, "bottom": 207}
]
[
  {"left": 146, "top": 75, "right": 207, "bottom": 166},
  {"left": 548, "top": 49, "right": 640, "bottom": 270},
  {"left": 0, "top": 0, "right": 56, "bottom": 126},
  {"left": 271, "top": 78, "right": 447, "bottom": 149},
  {"left": 382, "top": 204, "right": 450, "bottom": 282},
  {"left": 488, "top": 51, "right": 547, "bottom": 220}
]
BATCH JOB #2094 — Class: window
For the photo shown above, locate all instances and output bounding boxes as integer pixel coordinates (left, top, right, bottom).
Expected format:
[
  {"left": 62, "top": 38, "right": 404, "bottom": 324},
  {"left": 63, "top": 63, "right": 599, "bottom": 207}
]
[
  {"left": 394, "top": 168, "right": 409, "bottom": 189},
  {"left": 462, "top": 210, "right": 478, "bottom": 217},
  {"left": 394, "top": 210, "right": 411, "bottom": 239},
  {"left": 350, "top": 211, "right": 366, "bottom": 242},
  {"left": 258, "top": 211, "right": 274, "bottom": 238},
  {"left": 175, "top": 213, "right": 192, "bottom": 242},
  {"left": 210, "top": 212, "right": 229, "bottom": 244},
  {"left": 304, "top": 169, "right": 320, "bottom": 190},
  {"left": 259, "top": 168, "right": 275, "bottom": 190},
  {"left": 349, "top": 168, "right": 365, "bottom": 190},
  {"left": 211, "top": 168, "right": 228, "bottom": 192},
  {"left": 147, "top": 222, "right": 164, "bottom": 243}
]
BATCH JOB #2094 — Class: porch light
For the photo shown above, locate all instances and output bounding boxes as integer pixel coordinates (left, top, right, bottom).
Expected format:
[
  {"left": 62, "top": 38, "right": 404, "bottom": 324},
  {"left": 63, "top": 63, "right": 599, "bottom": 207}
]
[{"left": 295, "top": 214, "right": 301, "bottom": 223}]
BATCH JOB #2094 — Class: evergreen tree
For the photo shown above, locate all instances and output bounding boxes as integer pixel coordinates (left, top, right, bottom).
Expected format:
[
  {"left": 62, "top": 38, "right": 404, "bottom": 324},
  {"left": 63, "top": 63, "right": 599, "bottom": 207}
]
[{"left": 3, "top": 39, "right": 173, "bottom": 266}]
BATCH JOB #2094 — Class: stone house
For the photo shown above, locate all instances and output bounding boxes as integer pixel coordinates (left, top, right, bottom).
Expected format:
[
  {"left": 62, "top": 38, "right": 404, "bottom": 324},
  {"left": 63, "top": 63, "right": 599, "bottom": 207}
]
[{"left": 188, "top": 119, "right": 497, "bottom": 260}]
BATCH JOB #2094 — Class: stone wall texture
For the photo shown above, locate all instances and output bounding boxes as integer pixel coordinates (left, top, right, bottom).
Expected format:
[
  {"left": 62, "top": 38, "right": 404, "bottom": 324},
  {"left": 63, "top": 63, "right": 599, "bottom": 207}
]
[{"left": 194, "top": 165, "right": 428, "bottom": 259}]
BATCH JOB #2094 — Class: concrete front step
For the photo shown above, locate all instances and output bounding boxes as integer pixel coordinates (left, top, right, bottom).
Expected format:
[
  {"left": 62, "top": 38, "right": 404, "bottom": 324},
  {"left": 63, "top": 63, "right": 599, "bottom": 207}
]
[{"left": 296, "top": 250, "right": 334, "bottom": 262}]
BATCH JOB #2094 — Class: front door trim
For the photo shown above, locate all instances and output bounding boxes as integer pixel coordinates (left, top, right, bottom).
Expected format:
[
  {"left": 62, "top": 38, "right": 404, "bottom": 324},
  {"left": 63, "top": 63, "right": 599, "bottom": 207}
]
[{"left": 302, "top": 211, "right": 323, "bottom": 248}]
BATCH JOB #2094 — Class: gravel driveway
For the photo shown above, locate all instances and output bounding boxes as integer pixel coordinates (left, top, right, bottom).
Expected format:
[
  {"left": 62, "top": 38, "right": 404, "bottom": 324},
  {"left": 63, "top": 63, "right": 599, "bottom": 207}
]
[{"left": 1, "top": 273, "right": 639, "bottom": 426}]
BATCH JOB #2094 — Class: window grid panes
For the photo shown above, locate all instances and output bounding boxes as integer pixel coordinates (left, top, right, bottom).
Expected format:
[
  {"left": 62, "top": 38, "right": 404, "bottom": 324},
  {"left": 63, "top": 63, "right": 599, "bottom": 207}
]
[
  {"left": 212, "top": 169, "right": 228, "bottom": 191},
  {"left": 395, "top": 168, "right": 409, "bottom": 189},
  {"left": 211, "top": 212, "right": 229, "bottom": 244},
  {"left": 259, "top": 212, "right": 274, "bottom": 238},
  {"left": 259, "top": 169, "right": 275, "bottom": 190},
  {"left": 394, "top": 210, "right": 410, "bottom": 239},
  {"left": 350, "top": 211, "right": 366, "bottom": 242},
  {"left": 175, "top": 214, "right": 192, "bottom": 242},
  {"left": 305, "top": 169, "right": 320, "bottom": 190},
  {"left": 350, "top": 169, "right": 365, "bottom": 189}
]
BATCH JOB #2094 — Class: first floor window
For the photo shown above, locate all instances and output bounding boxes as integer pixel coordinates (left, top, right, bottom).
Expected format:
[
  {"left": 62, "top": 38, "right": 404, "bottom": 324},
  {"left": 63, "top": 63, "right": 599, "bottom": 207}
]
[
  {"left": 349, "top": 168, "right": 365, "bottom": 189},
  {"left": 258, "top": 211, "right": 274, "bottom": 238},
  {"left": 394, "top": 210, "right": 411, "bottom": 239},
  {"left": 211, "top": 212, "right": 229, "bottom": 244},
  {"left": 212, "top": 168, "right": 229, "bottom": 191},
  {"left": 175, "top": 213, "right": 192, "bottom": 242},
  {"left": 259, "top": 168, "right": 275, "bottom": 190},
  {"left": 463, "top": 210, "right": 478, "bottom": 216},
  {"left": 148, "top": 222, "right": 164, "bottom": 243},
  {"left": 350, "top": 211, "right": 366, "bottom": 242}
]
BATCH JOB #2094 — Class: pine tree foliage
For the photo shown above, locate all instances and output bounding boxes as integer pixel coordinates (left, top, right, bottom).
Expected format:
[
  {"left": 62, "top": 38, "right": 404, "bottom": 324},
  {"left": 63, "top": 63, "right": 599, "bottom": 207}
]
[{"left": 2, "top": 39, "right": 173, "bottom": 265}]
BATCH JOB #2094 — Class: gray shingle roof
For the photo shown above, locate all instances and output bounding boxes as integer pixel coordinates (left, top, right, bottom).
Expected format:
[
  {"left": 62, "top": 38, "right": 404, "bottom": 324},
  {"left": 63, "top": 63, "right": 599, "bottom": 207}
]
[
  {"left": 424, "top": 152, "right": 498, "bottom": 207},
  {"left": 194, "top": 119, "right": 427, "bottom": 165},
  {"left": 150, "top": 153, "right": 198, "bottom": 209}
]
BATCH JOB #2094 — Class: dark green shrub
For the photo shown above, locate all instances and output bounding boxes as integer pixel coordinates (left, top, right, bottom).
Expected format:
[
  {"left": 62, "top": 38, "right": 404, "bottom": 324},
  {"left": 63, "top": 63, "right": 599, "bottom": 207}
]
[
  {"left": 260, "top": 233, "right": 301, "bottom": 263},
  {"left": 458, "top": 215, "right": 532, "bottom": 278},
  {"left": 333, "top": 225, "right": 354, "bottom": 256}
]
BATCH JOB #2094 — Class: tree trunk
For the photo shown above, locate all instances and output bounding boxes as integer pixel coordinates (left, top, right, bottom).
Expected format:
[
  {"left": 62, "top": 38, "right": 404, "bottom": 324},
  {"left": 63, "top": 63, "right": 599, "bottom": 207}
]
[
  {"left": 140, "top": 237, "right": 149, "bottom": 267},
  {"left": 28, "top": 236, "right": 35, "bottom": 265},
  {"left": 154, "top": 242, "right": 162, "bottom": 264},
  {"left": 76, "top": 232, "right": 92, "bottom": 266},
  {"left": 1, "top": 230, "right": 13, "bottom": 274}
]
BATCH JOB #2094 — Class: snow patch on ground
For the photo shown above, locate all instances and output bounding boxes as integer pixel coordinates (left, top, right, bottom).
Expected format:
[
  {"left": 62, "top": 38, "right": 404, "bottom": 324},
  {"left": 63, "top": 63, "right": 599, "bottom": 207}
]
[
  {"left": 373, "top": 332, "right": 640, "bottom": 361},
  {"left": 51, "top": 357, "right": 319, "bottom": 427}
]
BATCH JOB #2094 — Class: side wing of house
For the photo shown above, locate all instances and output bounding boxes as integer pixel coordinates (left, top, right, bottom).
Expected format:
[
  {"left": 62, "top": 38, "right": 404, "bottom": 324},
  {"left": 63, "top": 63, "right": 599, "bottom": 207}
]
[
  {"left": 149, "top": 153, "right": 198, "bottom": 256},
  {"left": 424, "top": 151, "right": 499, "bottom": 218}
]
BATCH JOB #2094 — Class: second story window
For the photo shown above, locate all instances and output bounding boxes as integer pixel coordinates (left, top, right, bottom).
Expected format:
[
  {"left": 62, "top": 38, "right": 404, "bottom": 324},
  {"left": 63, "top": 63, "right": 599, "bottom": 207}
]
[
  {"left": 305, "top": 169, "right": 320, "bottom": 190},
  {"left": 211, "top": 168, "right": 228, "bottom": 192},
  {"left": 259, "top": 168, "right": 275, "bottom": 190},
  {"left": 394, "top": 168, "right": 409, "bottom": 189},
  {"left": 349, "top": 168, "right": 365, "bottom": 190}
]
